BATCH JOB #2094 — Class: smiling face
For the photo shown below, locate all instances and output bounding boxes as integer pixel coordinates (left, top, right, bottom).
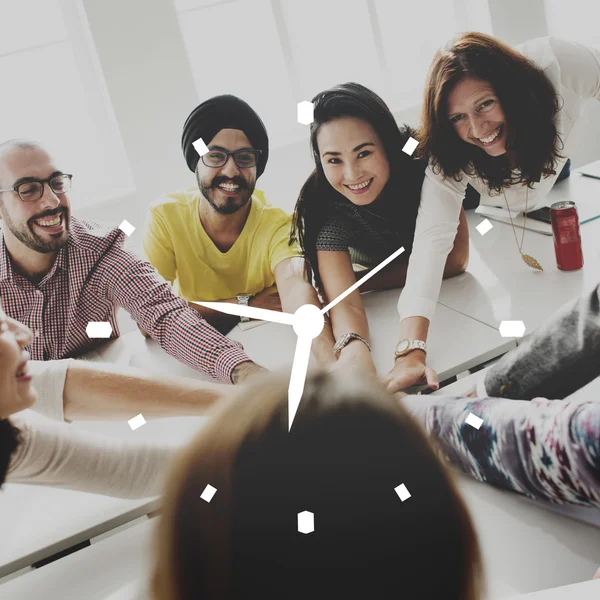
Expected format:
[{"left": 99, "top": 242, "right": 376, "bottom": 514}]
[
  {"left": 447, "top": 77, "right": 509, "bottom": 157},
  {"left": 196, "top": 129, "right": 256, "bottom": 215},
  {"left": 0, "top": 144, "right": 71, "bottom": 253},
  {"left": 317, "top": 116, "right": 390, "bottom": 207},
  {"left": 0, "top": 310, "right": 36, "bottom": 419}
]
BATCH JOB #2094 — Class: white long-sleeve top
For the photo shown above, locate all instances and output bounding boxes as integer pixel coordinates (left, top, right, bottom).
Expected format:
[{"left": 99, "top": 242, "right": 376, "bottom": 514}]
[
  {"left": 6, "top": 360, "right": 176, "bottom": 499},
  {"left": 398, "top": 37, "right": 600, "bottom": 322}
]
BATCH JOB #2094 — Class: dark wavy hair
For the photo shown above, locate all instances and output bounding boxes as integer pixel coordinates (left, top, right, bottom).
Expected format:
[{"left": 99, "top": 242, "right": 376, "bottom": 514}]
[
  {"left": 418, "top": 32, "right": 563, "bottom": 192},
  {"left": 290, "top": 82, "right": 422, "bottom": 289},
  {"left": 0, "top": 418, "right": 21, "bottom": 488}
]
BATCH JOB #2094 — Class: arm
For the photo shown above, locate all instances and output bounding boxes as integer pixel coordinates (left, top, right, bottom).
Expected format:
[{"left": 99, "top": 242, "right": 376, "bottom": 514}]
[
  {"left": 274, "top": 257, "right": 336, "bottom": 365},
  {"left": 483, "top": 283, "right": 600, "bottom": 400},
  {"left": 317, "top": 250, "right": 376, "bottom": 374},
  {"left": 27, "top": 358, "right": 235, "bottom": 422},
  {"left": 8, "top": 413, "right": 175, "bottom": 499},
  {"left": 108, "top": 239, "right": 264, "bottom": 384},
  {"left": 62, "top": 360, "right": 235, "bottom": 421},
  {"left": 401, "top": 393, "right": 600, "bottom": 508},
  {"left": 383, "top": 167, "right": 466, "bottom": 392},
  {"left": 360, "top": 207, "right": 470, "bottom": 292}
]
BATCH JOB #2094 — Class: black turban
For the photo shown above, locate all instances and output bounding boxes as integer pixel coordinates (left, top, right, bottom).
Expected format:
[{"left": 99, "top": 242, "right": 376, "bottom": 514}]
[{"left": 181, "top": 94, "right": 269, "bottom": 177}]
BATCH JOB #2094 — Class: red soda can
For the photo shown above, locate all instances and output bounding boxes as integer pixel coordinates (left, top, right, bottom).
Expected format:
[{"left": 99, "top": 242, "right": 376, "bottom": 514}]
[{"left": 550, "top": 201, "right": 584, "bottom": 271}]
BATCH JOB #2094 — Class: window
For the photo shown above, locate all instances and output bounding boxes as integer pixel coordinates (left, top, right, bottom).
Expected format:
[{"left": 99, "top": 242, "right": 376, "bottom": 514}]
[
  {"left": 174, "top": 0, "right": 494, "bottom": 148},
  {"left": 0, "top": 0, "right": 134, "bottom": 208}
]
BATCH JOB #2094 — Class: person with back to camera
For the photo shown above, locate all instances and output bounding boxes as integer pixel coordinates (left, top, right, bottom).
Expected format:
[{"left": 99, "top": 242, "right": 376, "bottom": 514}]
[{"left": 150, "top": 370, "right": 484, "bottom": 600}]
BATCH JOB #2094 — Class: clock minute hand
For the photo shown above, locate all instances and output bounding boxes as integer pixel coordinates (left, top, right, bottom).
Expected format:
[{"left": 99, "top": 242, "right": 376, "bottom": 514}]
[
  {"left": 192, "top": 301, "right": 295, "bottom": 326},
  {"left": 321, "top": 246, "right": 405, "bottom": 314}
]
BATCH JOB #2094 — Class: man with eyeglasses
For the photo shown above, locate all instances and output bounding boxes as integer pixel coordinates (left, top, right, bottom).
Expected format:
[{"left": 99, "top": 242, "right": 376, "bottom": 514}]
[
  {"left": 143, "top": 95, "right": 336, "bottom": 363},
  {"left": 0, "top": 138, "right": 264, "bottom": 384}
]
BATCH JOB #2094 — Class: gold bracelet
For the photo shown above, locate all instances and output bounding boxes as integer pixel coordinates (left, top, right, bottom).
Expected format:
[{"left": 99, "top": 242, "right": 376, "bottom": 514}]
[{"left": 333, "top": 332, "right": 371, "bottom": 358}]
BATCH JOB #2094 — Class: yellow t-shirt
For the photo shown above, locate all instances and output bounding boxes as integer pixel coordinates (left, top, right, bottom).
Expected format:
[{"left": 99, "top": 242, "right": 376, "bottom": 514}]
[{"left": 143, "top": 187, "right": 301, "bottom": 302}]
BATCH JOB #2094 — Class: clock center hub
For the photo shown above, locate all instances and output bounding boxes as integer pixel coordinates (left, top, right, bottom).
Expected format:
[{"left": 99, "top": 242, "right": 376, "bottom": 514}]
[{"left": 293, "top": 304, "right": 325, "bottom": 339}]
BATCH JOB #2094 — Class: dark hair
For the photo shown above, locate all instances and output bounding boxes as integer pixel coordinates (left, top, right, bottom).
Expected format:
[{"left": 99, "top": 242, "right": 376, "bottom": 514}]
[
  {"left": 291, "top": 83, "right": 422, "bottom": 289},
  {"left": 152, "top": 371, "right": 484, "bottom": 600},
  {"left": 0, "top": 418, "right": 21, "bottom": 488},
  {"left": 418, "top": 32, "right": 563, "bottom": 192}
]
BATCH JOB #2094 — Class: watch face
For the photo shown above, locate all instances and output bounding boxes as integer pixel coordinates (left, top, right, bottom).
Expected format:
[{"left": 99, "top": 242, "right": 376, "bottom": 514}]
[{"left": 395, "top": 339, "right": 409, "bottom": 354}]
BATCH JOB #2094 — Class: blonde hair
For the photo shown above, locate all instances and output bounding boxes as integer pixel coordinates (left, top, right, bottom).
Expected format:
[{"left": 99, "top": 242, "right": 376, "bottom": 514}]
[{"left": 152, "top": 370, "right": 484, "bottom": 600}]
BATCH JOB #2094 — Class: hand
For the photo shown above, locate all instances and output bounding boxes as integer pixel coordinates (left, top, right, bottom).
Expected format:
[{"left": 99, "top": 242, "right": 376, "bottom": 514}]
[
  {"left": 249, "top": 289, "right": 282, "bottom": 313},
  {"left": 382, "top": 351, "right": 439, "bottom": 393},
  {"left": 137, "top": 324, "right": 151, "bottom": 338},
  {"left": 231, "top": 361, "right": 268, "bottom": 384}
]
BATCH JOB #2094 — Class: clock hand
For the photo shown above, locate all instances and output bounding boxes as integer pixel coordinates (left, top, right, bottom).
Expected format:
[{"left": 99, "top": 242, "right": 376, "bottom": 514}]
[
  {"left": 288, "top": 304, "right": 325, "bottom": 430},
  {"left": 321, "top": 246, "right": 405, "bottom": 313},
  {"left": 193, "top": 301, "right": 325, "bottom": 431},
  {"left": 191, "top": 301, "right": 295, "bottom": 326},
  {"left": 287, "top": 333, "right": 313, "bottom": 431}
]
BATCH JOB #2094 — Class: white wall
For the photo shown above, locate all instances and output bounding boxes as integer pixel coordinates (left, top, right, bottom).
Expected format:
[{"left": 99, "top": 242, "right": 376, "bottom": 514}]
[{"left": 75, "top": 0, "right": 600, "bottom": 229}]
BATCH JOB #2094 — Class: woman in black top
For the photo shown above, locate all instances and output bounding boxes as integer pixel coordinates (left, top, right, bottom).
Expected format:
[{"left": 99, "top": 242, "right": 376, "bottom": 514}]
[{"left": 291, "top": 83, "right": 468, "bottom": 376}]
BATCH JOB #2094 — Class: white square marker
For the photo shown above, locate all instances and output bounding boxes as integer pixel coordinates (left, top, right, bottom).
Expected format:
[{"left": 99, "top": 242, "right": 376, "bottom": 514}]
[
  {"left": 476, "top": 219, "right": 493, "bottom": 236},
  {"left": 402, "top": 137, "right": 419, "bottom": 156},
  {"left": 119, "top": 219, "right": 136, "bottom": 237},
  {"left": 200, "top": 484, "right": 217, "bottom": 503},
  {"left": 86, "top": 321, "right": 113, "bottom": 338},
  {"left": 193, "top": 138, "right": 209, "bottom": 157},
  {"left": 394, "top": 483, "right": 411, "bottom": 502},
  {"left": 499, "top": 320, "right": 526, "bottom": 338},
  {"left": 297, "top": 510, "right": 314, "bottom": 534},
  {"left": 128, "top": 413, "right": 146, "bottom": 431},
  {"left": 465, "top": 412, "right": 483, "bottom": 430},
  {"left": 297, "top": 101, "right": 314, "bottom": 125}
]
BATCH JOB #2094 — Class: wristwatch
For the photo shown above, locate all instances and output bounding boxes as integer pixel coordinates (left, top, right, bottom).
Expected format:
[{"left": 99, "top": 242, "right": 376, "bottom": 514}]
[
  {"left": 394, "top": 339, "right": 427, "bottom": 359},
  {"left": 236, "top": 292, "right": 252, "bottom": 322},
  {"left": 333, "top": 332, "right": 371, "bottom": 358}
]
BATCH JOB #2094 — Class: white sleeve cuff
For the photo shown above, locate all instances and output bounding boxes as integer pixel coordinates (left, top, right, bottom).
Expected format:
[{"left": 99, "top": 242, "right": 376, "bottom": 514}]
[
  {"left": 397, "top": 295, "right": 437, "bottom": 323},
  {"left": 28, "top": 359, "right": 73, "bottom": 422}
]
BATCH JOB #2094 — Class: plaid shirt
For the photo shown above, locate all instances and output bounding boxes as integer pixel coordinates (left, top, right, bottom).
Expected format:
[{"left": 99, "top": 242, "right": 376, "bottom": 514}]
[{"left": 0, "top": 217, "right": 251, "bottom": 382}]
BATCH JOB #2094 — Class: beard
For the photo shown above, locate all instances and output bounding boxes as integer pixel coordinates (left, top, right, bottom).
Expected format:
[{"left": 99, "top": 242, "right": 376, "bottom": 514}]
[
  {"left": 1, "top": 206, "right": 69, "bottom": 254},
  {"left": 198, "top": 175, "right": 254, "bottom": 215}
]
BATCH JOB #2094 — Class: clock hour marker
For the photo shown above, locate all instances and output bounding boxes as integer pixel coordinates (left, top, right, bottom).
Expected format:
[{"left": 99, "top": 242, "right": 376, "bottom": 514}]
[
  {"left": 394, "top": 483, "right": 411, "bottom": 502},
  {"left": 200, "top": 484, "right": 217, "bottom": 503},
  {"left": 297, "top": 510, "right": 314, "bottom": 534}
]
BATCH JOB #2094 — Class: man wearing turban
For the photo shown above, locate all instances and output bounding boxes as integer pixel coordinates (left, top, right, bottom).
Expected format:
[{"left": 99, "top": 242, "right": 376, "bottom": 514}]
[{"left": 143, "top": 95, "right": 336, "bottom": 364}]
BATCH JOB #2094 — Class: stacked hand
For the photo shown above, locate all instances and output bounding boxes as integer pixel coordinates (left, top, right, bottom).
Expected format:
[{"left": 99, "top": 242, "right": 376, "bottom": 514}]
[
  {"left": 194, "top": 246, "right": 407, "bottom": 430},
  {"left": 383, "top": 352, "right": 439, "bottom": 393}
]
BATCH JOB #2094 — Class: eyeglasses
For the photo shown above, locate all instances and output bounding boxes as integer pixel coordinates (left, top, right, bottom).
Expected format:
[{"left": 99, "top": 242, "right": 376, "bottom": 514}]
[
  {"left": 0, "top": 173, "right": 73, "bottom": 203},
  {"left": 201, "top": 149, "right": 262, "bottom": 169}
]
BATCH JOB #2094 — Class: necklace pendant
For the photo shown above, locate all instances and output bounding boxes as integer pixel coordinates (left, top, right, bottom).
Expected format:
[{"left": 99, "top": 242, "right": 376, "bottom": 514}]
[{"left": 521, "top": 254, "right": 543, "bottom": 271}]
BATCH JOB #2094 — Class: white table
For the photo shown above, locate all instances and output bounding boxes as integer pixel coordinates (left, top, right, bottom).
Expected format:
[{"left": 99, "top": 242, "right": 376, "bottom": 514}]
[
  {"left": 3, "top": 474, "right": 599, "bottom": 600},
  {"left": 438, "top": 170, "right": 600, "bottom": 334},
  {"left": 0, "top": 518, "right": 152, "bottom": 600},
  {"left": 115, "top": 291, "right": 516, "bottom": 383},
  {"left": 0, "top": 292, "right": 515, "bottom": 578},
  {"left": 506, "top": 580, "right": 600, "bottom": 600}
]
